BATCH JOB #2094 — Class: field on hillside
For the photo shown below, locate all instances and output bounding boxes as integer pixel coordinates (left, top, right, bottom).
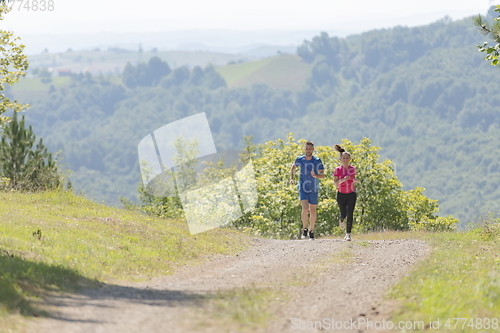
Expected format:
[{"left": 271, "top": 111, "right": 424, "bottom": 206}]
[
  {"left": 11, "top": 53, "right": 311, "bottom": 105},
  {"left": 215, "top": 54, "right": 311, "bottom": 91}
]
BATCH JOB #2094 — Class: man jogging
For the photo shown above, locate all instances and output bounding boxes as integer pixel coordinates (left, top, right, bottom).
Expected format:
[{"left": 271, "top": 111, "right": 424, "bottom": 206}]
[{"left": 289, "top": 141, "right": 324, "bottom": 240}]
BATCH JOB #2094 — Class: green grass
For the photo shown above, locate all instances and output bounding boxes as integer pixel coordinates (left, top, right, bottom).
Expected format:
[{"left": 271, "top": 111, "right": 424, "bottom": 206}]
[
  {"left": 9, "top": 76, "right": 73, "bottom": 102},
  {"left": 0, "top": 190, "right": 250, "bottom": 322},
  {"left": 216, "top": 57, "right": 274, "bottom": 86},
  {"left": 327, "top": 246, "right": 354, "bottom": 264},
  {"left": 354, "top": 230, "right": 426, "bottom": 241},
  {"left": 382, "top": 226, "right": 500, "bottom": 331},
  {"left": 216, "top": 54, "right": 311, "bottom": 91},
  {"left": 11, "top": 76, "right": 71, "bottom": 92}
]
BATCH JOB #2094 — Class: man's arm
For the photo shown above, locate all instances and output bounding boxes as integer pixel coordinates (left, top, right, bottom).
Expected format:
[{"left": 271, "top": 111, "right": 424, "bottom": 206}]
[
  {"left": 289, "top": 162, "right": 296, "bottom": 184},
  {"left": 311, "top": 169, "right": 325, "bottom": 179},
  {"left": 312, "top": 160, "right": 325, "bottom": 179}
]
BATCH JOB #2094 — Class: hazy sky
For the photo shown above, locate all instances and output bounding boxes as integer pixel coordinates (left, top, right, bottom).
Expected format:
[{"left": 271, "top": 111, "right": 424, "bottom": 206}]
[{"left": 2, "top": 0, "right": 494, "bottom": 34}]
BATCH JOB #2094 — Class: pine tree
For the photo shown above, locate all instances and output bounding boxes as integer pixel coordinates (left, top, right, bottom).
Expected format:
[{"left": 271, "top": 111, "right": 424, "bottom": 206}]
[{"left": 0, "top": 112, "right": 60, "bottom": 191}]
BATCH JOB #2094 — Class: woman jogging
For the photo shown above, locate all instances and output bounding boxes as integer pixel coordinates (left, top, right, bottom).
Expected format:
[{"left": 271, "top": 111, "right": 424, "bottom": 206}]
[{"left": 333, "top": 144, "right": 359, "bottom": 241}]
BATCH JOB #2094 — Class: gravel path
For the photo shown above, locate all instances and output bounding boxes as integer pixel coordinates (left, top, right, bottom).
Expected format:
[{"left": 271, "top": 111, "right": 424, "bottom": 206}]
[{"left": 26, "top": 238, "right": 429, "bottom": 333}]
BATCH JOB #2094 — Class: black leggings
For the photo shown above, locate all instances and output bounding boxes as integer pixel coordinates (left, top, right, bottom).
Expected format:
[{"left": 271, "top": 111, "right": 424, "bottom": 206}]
[{"left": 336, "top": 192, "right": 357, "bottom": 233}]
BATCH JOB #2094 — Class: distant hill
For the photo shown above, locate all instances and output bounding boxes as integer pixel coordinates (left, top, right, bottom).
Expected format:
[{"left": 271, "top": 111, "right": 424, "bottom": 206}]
[
  {"left": 26, "top": 49, "right": 258, "bottom": 76},
  {"left": 17, "top": 30, "right": 349, "bottom": 55},
  {"left": 216, "top": 54, "right": 311, "bottom": 91},
  {"left": 19, "top": 51, "right": 309, "bottom": 95}
]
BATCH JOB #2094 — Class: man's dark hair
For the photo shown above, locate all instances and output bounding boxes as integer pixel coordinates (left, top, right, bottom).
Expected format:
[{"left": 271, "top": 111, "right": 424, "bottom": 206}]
[{"left": 305, "top": 141, "right": 314, "bottom": 147}]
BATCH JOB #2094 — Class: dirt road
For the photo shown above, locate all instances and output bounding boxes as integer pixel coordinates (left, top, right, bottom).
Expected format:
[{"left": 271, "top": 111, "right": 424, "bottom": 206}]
[{"left": 26, "top": 238, "right": 429, "bottom": 333}]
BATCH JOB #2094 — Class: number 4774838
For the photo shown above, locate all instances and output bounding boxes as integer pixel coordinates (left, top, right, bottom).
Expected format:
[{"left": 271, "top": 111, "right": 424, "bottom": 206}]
[{"left": 8, "top": 0, "right": 55, "bottom": 11}]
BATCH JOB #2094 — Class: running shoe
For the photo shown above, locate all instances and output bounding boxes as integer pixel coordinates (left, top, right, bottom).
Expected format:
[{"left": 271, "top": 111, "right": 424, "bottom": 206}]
[
  {"left": 301, "top": 228, "right": 308, "bottom": 239},
  {"left": 309, "top": 230, "right": 315, "bottom": 240},
  {"left": 344, "top": 233, "right": 351, "bottom": 241}
]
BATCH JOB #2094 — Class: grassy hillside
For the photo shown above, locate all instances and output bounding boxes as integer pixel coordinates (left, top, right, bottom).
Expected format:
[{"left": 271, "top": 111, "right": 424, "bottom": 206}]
[
  {"left": 8, "top": 75, "right": 122, "bottom": 103},
  {"left": 0, "top": 190, "right": 251, "bottom": 330},
  {"left": 216, "top": 54, "right": 311, "bottom": 91},
  {"left": 12, "top": 53, "right": 311, "bottom": 99},
  {"left": 10, "top": 77, "right": 71, "bottom": 92}
]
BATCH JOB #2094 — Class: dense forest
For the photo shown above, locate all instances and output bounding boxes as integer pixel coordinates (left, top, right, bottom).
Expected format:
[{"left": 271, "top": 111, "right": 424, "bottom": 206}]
[{"left": 13, "top": 11, "right": 500, "bottom": 227}]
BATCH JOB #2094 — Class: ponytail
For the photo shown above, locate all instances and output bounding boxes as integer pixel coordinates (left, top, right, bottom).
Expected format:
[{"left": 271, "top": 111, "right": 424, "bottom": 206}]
[
  {"left": 334, "top": 144, "right": 351, "bottom": 159},
  {"left": 334, "top": 144, "right": 345, "bottom": 158},
  {"left": 334, "top": 144, "right": 345, "bottom": 154}
]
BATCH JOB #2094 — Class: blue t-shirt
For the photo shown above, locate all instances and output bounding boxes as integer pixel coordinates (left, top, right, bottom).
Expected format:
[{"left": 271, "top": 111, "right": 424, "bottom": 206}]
[{"left": 294, "top": 155, "right": 324, "bottom": 193}]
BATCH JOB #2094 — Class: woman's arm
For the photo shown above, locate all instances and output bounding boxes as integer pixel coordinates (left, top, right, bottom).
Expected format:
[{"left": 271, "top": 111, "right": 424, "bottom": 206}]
[{"left": 333, "top": 175, "right": 350, "bottom": 187}]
